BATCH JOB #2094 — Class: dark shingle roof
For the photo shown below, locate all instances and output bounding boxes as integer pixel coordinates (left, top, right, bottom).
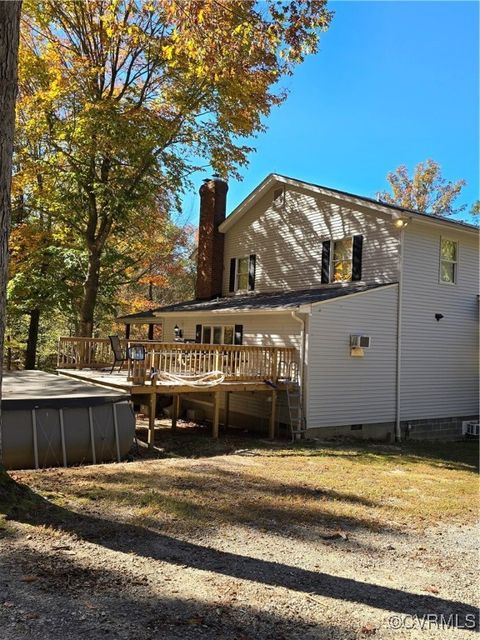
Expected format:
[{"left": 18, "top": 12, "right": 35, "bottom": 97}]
[{"left": 117, "top": 282, "right": 396, "bottom": 320}]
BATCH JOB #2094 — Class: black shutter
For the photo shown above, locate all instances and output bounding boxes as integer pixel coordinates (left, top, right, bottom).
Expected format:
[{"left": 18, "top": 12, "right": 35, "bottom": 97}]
[
  {"left": 195, "top": 324, "right": 202, "bottom": 343},
  {"left": 234, "top": 324, "right": 243, "bottom": 345},
  {"left": 248, "top": 254, "right": 256, "bottom": 291},
  {"left": 229, "top": 258, "right": 236, "bottom": 292},
  {"left": 321, "top": 240, "right": 331, "bottom": 284},
  {"left": 352, "top": 235, "right": 363, "bottom": 281}
]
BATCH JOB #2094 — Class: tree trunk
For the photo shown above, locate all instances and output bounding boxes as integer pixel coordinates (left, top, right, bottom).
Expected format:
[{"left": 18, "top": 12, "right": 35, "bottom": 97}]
[
  {"left": 24, "top": 308, "right": 40, "bottom": 369},
  {"left": 0, "top": 0, "right": 22, "bottom": 465},
  {"left": 78, "top": 249, "right": 101, "bottom": 337}
]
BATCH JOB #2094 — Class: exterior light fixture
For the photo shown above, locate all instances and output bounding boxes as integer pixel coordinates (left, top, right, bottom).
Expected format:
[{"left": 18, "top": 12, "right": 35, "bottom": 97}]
[
  {"left": 394, "top": 218, "right": 408, "bottom": 229},
  {"left": 435, "top": 313, "right": 444, "bottom": 322},
  {"left": 174, "top": 325, "right": 183, "bottom": 339}
]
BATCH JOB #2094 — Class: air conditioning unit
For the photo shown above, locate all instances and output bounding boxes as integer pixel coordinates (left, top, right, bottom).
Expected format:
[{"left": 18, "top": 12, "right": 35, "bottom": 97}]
[
  {"left": 462, "top": 420, "right": 479, "bottom": 437},
  {"left": 350, "top": 335, "right": 371, "bottom": 348}
]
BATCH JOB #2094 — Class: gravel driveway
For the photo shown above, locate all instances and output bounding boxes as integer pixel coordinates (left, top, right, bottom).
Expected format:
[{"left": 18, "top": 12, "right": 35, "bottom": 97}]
[{"left": 0, "top": 452, "right": 478, "bottom": 640}]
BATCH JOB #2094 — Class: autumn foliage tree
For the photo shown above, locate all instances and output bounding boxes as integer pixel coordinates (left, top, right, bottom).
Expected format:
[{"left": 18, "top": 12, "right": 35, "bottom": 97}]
[
  {"left": 377, "top": 159, "right": 467, "bottom": 217},
  {"left": 16, "top": 0, "right": 332, "bottom": 336}
]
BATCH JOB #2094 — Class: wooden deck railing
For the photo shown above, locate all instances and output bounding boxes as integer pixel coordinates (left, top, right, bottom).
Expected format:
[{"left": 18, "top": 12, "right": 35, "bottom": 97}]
[{"left": 57, "top": 337, "right": 299, "bottom": 383}]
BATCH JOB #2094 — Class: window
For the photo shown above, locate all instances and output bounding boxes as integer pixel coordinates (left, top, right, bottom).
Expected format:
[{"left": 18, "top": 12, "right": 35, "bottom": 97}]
[
  {"left": 202, "top": 325, "right": 235, "bottom": 345},
  {"left": 229, "top": 255, "right": 256, "bottom": 293},
  {"left": 440, "top": 238, "right": 458, "bottom": 284},
  {"left": 332, "top": 237, "right": 353, "bottom": 282},
  {"left": 236, "top": 257, "right": 249, "bottom": 291}
]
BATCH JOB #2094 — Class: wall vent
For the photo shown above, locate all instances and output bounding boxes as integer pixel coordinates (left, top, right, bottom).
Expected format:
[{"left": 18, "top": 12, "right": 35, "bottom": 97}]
[{"left": 273, "top": 187, "right": 284, "bottom": 205}]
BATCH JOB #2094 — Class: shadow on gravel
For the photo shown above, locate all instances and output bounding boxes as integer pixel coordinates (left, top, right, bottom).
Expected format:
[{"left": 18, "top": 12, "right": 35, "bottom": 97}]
[
  {"left": 6, "top": 489, "right": 478, "bottom": 632},
  {"left": 2, "top": 544, "right": 346, "bottom": 640}
]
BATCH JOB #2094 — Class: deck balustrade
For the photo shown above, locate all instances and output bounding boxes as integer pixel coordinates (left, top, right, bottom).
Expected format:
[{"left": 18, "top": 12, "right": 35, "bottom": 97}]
[{"left": 57, "top": 337, "right": 299, "bottom": 384}]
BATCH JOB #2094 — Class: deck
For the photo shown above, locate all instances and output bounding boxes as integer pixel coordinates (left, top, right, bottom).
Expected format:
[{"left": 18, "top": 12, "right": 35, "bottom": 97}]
[{"left": 57, "top": 338, "right": 299, "bottom": 443}]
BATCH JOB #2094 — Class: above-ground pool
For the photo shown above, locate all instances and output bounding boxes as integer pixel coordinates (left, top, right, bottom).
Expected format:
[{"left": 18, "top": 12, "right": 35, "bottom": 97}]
[{"left": 2, "top": 371, "right": 135, "bottom": 470}]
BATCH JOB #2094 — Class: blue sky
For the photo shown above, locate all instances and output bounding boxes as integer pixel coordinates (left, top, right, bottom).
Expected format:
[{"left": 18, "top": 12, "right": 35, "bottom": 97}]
[{"left": 181, "top": 1, "right": 479, "bottom": 224}]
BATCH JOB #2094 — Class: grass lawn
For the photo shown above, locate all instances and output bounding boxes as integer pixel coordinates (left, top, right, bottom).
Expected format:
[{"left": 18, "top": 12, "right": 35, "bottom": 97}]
[{"left": 5, "top": 427, "right": 478, "bottom": 535}]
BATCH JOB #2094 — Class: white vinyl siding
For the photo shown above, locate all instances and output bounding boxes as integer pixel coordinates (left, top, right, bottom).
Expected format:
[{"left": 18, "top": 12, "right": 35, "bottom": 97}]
[
  {"left": 400, "top": 224, "right": 479, "bottom": 419},
  {"left": 307, "top": 286, "right": 398, "bottom": 427},
  {"left": 160, "top": 313, "right": 302, "bottom": 350},
  {"left": 222, "top": 186, "right": 400, "bottom": 295}
]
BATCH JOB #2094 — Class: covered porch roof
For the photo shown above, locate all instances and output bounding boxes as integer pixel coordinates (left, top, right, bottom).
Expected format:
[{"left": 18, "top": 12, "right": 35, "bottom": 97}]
[{"left": 117, "top": 282, "right": 395, "bottom": 323}]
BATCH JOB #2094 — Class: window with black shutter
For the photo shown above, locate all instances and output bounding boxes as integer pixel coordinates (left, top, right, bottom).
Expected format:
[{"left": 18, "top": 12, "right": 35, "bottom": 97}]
[
  {"left": 234, "top": 324, "right": 243, "bottom": 345},
  {"left": 322, "top": 235, "right": 363, "bottom": 283},
  {"left": 229, "top": 258, "right": 236, "bottom": 292},
  {"left": 352, "top": 235, "right": 363, "bottom": 281},
  {"left": 321, "top": 240, "right": 331, "bottom": 283}
]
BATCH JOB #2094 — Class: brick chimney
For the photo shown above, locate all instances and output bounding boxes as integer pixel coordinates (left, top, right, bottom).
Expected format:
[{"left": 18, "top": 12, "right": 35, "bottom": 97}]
[{"left": 195, "top": 176, "right": 228, "bottom": 300}]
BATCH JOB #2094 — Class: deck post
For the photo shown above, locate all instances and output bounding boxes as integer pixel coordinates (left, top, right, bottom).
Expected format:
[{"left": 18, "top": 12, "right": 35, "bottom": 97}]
[
  {"left": 148, "top": 392, "right": 156, "bottom": 448},
  {"left": 224, "top": 391, "right": 230, "bottom": 430},
  {"left": 269, "top": 389, "right": 277, "bottom": 440},
  {"left": 172, "top": 394, "right": 180, "bottom": 430},
  {"left": 212, "top": 391, "right": 220, "bottom": 439}
]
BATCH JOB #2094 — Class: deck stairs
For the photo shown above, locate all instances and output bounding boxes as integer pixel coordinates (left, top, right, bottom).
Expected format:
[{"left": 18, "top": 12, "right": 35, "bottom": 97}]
[{"left": 277, "top": 361, "right": 307, "bottom": 442}]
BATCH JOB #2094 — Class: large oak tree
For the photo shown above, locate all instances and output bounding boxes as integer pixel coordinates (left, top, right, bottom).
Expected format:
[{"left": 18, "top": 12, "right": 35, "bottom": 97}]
[{"left": 17, "top": 0, "right": 332, "bottom": 336}]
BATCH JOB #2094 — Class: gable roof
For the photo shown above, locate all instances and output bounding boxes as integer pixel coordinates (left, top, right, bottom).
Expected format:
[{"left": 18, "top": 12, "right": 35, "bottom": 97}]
[
  {"left": 219, "top": 173, "right": 478, "bottom": 235},
  {"left": 117, "top": 283, "right": 396, "bottom": 321}
]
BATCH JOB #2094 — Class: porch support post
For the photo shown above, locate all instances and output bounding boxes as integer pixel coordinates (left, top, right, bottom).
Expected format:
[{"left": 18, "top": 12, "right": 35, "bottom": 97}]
[
  {"left": 224, "top": 391, "right": 230, "bottom": 430},
  {"left": 148, "top": 392, "right": 156, "bottom": 448},
  {"left": 269, "top": 389, "right": 277, "bottom": 440},
  {"left": 172, "top": 394, "right": 180, "bottom": 430},
  {"left": 148, "top": 323, "right": 154, "bottom": 340},
  {"left": 212, "top": 391, "right": 220, "bottom": 439}
]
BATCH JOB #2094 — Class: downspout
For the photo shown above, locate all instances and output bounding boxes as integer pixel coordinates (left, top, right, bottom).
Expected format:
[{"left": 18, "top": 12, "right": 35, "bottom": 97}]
[
  {"left": 395, "top": 228, "right": 405, "bottom": 442},
  {"left": 291, "top": 310, "right": 307, "bottom": 423}
]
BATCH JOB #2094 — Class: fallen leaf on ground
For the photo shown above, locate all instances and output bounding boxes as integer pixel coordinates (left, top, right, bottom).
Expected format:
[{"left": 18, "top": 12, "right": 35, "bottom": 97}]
[
  {"left": 423, "top": 585, "right": 440, "bottom": 594},
  {"left": 361, "top": 624, "right": 377, "bottom": 635},
  {"left": 20, "top": 576, "right": 38, "bottom": 583}
]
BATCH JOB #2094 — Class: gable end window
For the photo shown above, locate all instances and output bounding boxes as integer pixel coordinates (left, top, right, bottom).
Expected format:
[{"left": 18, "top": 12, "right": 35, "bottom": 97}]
[
  {"left": 229, "top": 255, "right": 256, "bottom": 292},
  {"left": 440, "top": 238, "right": 458, "bottom": 284},
  {"left": 332, "top": 237, "right": 353, "bottom": 282},
  {"left": 321, "top": 235, "right": 363, "bottom": 283}
]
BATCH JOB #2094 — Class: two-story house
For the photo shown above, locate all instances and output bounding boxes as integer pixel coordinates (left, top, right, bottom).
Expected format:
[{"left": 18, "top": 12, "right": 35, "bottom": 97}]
[{"left": 118, "top": 174, "right": 479, "bottom": 440}]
